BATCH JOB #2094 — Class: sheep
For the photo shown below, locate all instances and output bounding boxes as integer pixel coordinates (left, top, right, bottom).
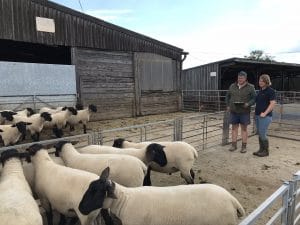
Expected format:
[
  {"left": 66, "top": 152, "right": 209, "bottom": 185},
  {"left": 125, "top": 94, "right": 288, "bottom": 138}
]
[
  {"left": 78, "top": 144, "right": 168, "bottom": 185},
  {"left": 79, "top": 167, "right": 245, "bottom": 225},
  {"left": 54, "top": 141, "right": 147, "bottom": 187},
  {"left": 26, "top": 143, "right": 101, "bottom": 225},
  {"left": 15, "top": 107, "right": 35, "bottom": 117},
  {"left": 0, "top": 121, "right": 31, "bottom": 146},
  {"left": 39, "top": 106, "right": 65, "bottom": 114},
  {"left": 112, "top": 138, "right": 198, "bottom": 185},
  {"left": 0, "top": 110, "right": 17, "bottom": 124},
  {"left": 0, "top": 149, "right": 43, "bottom": 225},
  {"left": 43, "top": 107, "right": 77, "bottom": 138},
  {"left": 11, "top": 112, "right": 52, "bottom": 141},
  {"left": 67, "top": 104, "right": 97, "bottom": 133}
]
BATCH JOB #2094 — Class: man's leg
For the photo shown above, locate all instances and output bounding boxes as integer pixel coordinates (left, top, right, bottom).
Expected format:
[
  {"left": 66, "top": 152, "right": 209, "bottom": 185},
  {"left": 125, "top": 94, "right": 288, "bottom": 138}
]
[
  {"left": 240, "top": 124, "right": 248, "bottom": 153},
  {"left": 229, "top": 124, "right": 239, "bottom": 151}
]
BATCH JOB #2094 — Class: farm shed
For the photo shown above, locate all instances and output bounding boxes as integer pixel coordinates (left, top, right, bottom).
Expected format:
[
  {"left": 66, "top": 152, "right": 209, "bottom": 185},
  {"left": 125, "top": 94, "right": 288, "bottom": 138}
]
[
  {"left": 182, "top": 57, "right": 300, "bottom": 91},
  {"left": 0, "top": 0, "right": 186, "bottom": 120}
]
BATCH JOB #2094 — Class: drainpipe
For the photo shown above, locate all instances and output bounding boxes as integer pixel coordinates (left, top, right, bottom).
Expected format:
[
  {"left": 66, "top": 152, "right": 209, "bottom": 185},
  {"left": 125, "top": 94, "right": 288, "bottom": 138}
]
[{"left": 179, "top": 52, "right": 189, "bottom": 111}]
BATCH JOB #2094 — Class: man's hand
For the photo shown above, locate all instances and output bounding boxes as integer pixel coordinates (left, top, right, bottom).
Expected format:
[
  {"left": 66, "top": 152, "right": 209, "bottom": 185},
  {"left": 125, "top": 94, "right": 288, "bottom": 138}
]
[
  {"left": 226, "top": 106, "right": 230, "bottom": 112},
  {"left": 244, "top": 103, "right": 249, "bottom": 108}
]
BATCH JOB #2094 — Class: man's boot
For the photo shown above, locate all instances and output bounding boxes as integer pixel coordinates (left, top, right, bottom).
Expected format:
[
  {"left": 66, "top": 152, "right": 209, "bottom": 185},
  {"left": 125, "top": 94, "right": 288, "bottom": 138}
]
[
  {"left": 257, "top": 139, "right": 269, "bottom": 157},
  {"left": 229, "top": 142, "right": 237, "bottom": 151},
  {"left": 240, "top": 143, "right": 247, "bottom": 153},
  {"left": 253, "top": 138, "right": 263, "bottom": 156}
]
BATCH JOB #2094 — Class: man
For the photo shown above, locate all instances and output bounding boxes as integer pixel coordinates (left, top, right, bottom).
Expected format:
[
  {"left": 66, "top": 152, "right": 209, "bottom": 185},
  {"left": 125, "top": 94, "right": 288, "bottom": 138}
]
[{"left": 225, "top": 71, "right": 256, "bottom": 153}]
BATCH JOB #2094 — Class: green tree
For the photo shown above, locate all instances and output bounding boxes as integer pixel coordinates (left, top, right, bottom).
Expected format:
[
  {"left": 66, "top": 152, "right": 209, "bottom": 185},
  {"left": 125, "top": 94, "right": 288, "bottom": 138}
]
[{"left": 244, "top": 50, "right": 275, "bottom": 62}]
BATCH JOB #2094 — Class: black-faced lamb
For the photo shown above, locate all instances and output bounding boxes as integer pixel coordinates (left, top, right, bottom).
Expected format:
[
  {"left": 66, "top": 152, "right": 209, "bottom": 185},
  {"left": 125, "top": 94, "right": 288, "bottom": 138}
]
[
  {"left": 26, "top": 143, "right": 101, "bottom": 225},
  {"left": 112, "top": 138, "right": 198, "bottom": 185},
  {"left": 0, "top": 110, "right": 17, "bottom": 124},
  {"left": 0, "top": 149, "right": 43, "bottom": 225},
  {"left": 15, "top": 107, "right": 35, "bottom": 117},
  {"left": 0, "top": 121, "right": 31, "bottom": 146},
  {"left": 79, "top": 167, "right": 245, "bottom": 225},
  {"left": 54, "top": 141, "right": 147, "bottom": 187},
  {"left": 12, "top": 112, "right": 52, "bottom": 141},
  {"left": 43, "top": 107, "right": 77, "bottom": 138},
  {"left": 67, "top": 104, "right": 97, "bottom": 133}
]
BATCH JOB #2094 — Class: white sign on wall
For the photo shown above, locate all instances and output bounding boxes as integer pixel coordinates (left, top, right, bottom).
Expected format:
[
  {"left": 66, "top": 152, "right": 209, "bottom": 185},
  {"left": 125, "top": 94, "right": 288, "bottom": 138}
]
[
  {"left": 36, "top": 17, "right": 55, "bottom": 33},
  {"left": 210, "top": 71, "right": 217, "bottom": 77}
]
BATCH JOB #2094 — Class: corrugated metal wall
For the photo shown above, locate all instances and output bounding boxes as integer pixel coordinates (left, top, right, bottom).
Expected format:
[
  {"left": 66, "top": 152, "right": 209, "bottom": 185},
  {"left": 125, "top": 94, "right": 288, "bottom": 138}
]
[
  {"left": 182, "top": 63, "right": 219, "bottom": 90},
  {"left": 0, "top": 0, "right": 182, "bottom": 60}
]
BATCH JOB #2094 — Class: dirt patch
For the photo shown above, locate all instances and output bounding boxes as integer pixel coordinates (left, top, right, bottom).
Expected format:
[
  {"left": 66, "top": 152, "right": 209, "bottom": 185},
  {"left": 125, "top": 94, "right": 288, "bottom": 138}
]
[{"left": 84, "top": 112, "right": 300, "bottom": 224}]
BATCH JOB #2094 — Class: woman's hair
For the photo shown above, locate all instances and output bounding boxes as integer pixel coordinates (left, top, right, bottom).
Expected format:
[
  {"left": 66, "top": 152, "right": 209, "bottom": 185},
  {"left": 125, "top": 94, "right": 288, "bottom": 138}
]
[{"left": 259, "top": 74, "right": 272, "bottom": 86}]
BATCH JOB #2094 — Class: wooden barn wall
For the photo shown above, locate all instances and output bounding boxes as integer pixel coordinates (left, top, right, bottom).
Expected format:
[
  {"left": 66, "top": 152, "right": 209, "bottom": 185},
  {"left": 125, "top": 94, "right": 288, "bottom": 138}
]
[
  {"left": 72, "top": 48, "right": 135, "bottom": 120},
  {"left": 134, "top": 53, "right": 181, "bottom": 115},
  {"left": 182, "top": 63, "right": 219, "bottom": 90},
  {"left": 0, "top": 0, "right": 182, "bottom": 60}
]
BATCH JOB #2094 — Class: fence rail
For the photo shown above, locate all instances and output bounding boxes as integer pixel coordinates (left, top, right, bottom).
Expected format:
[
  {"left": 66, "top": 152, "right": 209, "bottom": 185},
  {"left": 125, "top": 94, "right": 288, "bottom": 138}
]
[{"left": 0, "top": 94, "right": 77, "bottom": 111}]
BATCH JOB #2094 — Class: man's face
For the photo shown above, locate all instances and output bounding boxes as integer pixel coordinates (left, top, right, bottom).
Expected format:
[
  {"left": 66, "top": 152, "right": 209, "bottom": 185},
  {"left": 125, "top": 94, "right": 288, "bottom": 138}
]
[{"left": 237, "top": 75, "right": 247, "bottom": 85}]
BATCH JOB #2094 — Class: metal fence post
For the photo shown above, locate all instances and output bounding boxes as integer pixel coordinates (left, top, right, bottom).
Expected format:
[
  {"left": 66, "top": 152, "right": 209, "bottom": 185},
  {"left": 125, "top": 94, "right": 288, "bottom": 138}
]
[{"left": 222, "top": 111, "right": 230, "bottom": 145}]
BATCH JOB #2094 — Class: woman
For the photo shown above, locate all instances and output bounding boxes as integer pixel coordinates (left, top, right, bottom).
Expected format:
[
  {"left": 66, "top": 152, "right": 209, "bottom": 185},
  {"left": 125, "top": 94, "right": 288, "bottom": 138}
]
[{"left": 253, "top": 74, "right": 276, "bottom": 157}]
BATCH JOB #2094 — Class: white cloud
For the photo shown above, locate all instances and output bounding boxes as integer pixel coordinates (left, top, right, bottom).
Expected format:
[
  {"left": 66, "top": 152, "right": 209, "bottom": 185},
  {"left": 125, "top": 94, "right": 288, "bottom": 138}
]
[
  {"left": 86, "top": 9, "right": 133, "bottom": 22},
  {"left": 155, "top": 0, "right": 300, "bottom": 69}
]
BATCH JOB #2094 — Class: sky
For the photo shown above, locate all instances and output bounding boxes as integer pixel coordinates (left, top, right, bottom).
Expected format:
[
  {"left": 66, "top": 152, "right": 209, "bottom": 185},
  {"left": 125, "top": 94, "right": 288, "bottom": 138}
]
[{"left": 51, "top": 0, "right": 300, "bottom": 69}]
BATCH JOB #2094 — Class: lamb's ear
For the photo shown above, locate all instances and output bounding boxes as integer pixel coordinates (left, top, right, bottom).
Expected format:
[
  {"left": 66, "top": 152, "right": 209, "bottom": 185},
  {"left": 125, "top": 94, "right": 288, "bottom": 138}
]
[
  {"left": 70, "top": 140, "right": 80, "bottom": 146},
  {"left": 100, "top": 167, "right": 110, "bottom": 180},
  {"left": 0, "top": 129, "right": 2, "bottom": 132},
  {"left": 107, "top": 181, "right": 117, "bottom": 199},
  {"left": 26, "top": 122, "right": 32, "bottom": 125},
  {"left": 20, "top": 152, "right": 31, "bottom": 163}
]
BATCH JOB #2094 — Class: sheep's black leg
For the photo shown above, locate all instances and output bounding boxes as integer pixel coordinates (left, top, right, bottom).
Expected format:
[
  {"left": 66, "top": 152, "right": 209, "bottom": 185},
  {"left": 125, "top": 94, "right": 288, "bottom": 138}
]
[
  {"left": 36, "top": 132, "right": 40, "bottom": 141},
  {"left": 58, "top": 214, "right": 66, "bottom": 225},
  {"left": 101, "top": 209, "right": 114, "bottom": 225},
  {"left": 66, "top": 217, "right": 79, "bottom": 225},
  {"left": 190, "top": 169, "right": 195, "bottom": 180},
  {"left": 83, "top": 124, "right": 87, "bottom": 134},
  {"left": 45, "top": 204, "right": 53, "bottom": 225},
  {"left": 53, "top": 127, "right": 64, "bottom": 138},
  {"left": 143, "top": 166, "right": 152, "bottom": 186},
  {"left": 70, "top": 125, "right": 75, "bottom": 132}
]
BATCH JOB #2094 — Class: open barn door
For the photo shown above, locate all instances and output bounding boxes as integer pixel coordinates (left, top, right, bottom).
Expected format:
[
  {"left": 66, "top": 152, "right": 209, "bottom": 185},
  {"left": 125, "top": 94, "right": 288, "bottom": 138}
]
[{"left": 0, "top": 61, "right": 76, "bottom": 111}]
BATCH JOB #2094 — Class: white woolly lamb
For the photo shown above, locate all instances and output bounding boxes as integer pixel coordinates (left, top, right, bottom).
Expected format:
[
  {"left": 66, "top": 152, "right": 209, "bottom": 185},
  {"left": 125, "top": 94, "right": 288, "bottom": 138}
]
[
  {"left": 39, "top": 106, "right": 64, "bottom": 114},
  {"left": 79, "top": 167, "right": 245, "bottom": 225},
  {"left": 0, "top": 122, "right": 31, "bottom": 146},
  {"left": 67, "top": 104, "right": 97, "bottom": 133},
  {"left": 0, "top": 149, "right": 43, "bottom": 225},
  {"left": 26, "top": 144, "right": 101, "bottom": 225},
  {"left": 15, "top": 108, "right": 35, "bottom": 117},
  {"left": 54, "top": 141, "right": 147, "bottom": 187},
  {"left": 112, "top": 138, "right": 198, "bottom": 184}
]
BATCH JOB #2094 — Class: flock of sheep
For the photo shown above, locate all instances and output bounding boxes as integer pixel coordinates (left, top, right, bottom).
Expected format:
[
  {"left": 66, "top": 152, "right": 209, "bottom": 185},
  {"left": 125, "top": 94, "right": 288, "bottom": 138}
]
[
  {"left": 0, "top": 104, "right": 97, "bottom": 146},
  {"left": 0, "top": 133, "right": 246, "bottom": 225}
]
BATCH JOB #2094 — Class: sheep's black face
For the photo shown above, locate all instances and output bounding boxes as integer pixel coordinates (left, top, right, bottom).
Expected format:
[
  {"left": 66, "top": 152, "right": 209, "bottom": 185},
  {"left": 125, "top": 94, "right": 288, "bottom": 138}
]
[
  {"left": 79, "top": 167, "right": 117, "bottom": 215},
  {"left": 89, "top": 104, "right": 97, "bottom": 112},
  {"left": 41, "top": 112, "right": 52, "bottom": 122},
  {"left": 1, "top": 111, "right": 16, "bottom": 121},
  {"left": 146, "top": 143, "right": 168, "bottom": 167},
  {"left": 76, "top": 103, "right": 84, "bottom": 110},
  {"left": 112, "top": 138, "right": 125, "bottom": 148},
  {"left": 53, "top": 141, "right": 70, "bottom": 156},
  {"left": 0, "top": 149, "right": 19, "bottom": 166},
  {"left": 26, "top": 108, "right": 35, "bottom": 116},
  {"left": 26, "top": 143, "right": 44, "bottom": 156},
  {"left": 68, "top": 107, "right": 78, "bottom": 115},
  {"left": 14, "top": 122, "right": 31, "bottom": 135}
]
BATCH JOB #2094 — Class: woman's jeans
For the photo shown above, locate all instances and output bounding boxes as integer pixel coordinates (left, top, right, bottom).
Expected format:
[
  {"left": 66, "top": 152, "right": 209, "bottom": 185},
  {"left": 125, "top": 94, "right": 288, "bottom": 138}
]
[{"left": 255, "top": 115, "right": 272, "bottom": 140}]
